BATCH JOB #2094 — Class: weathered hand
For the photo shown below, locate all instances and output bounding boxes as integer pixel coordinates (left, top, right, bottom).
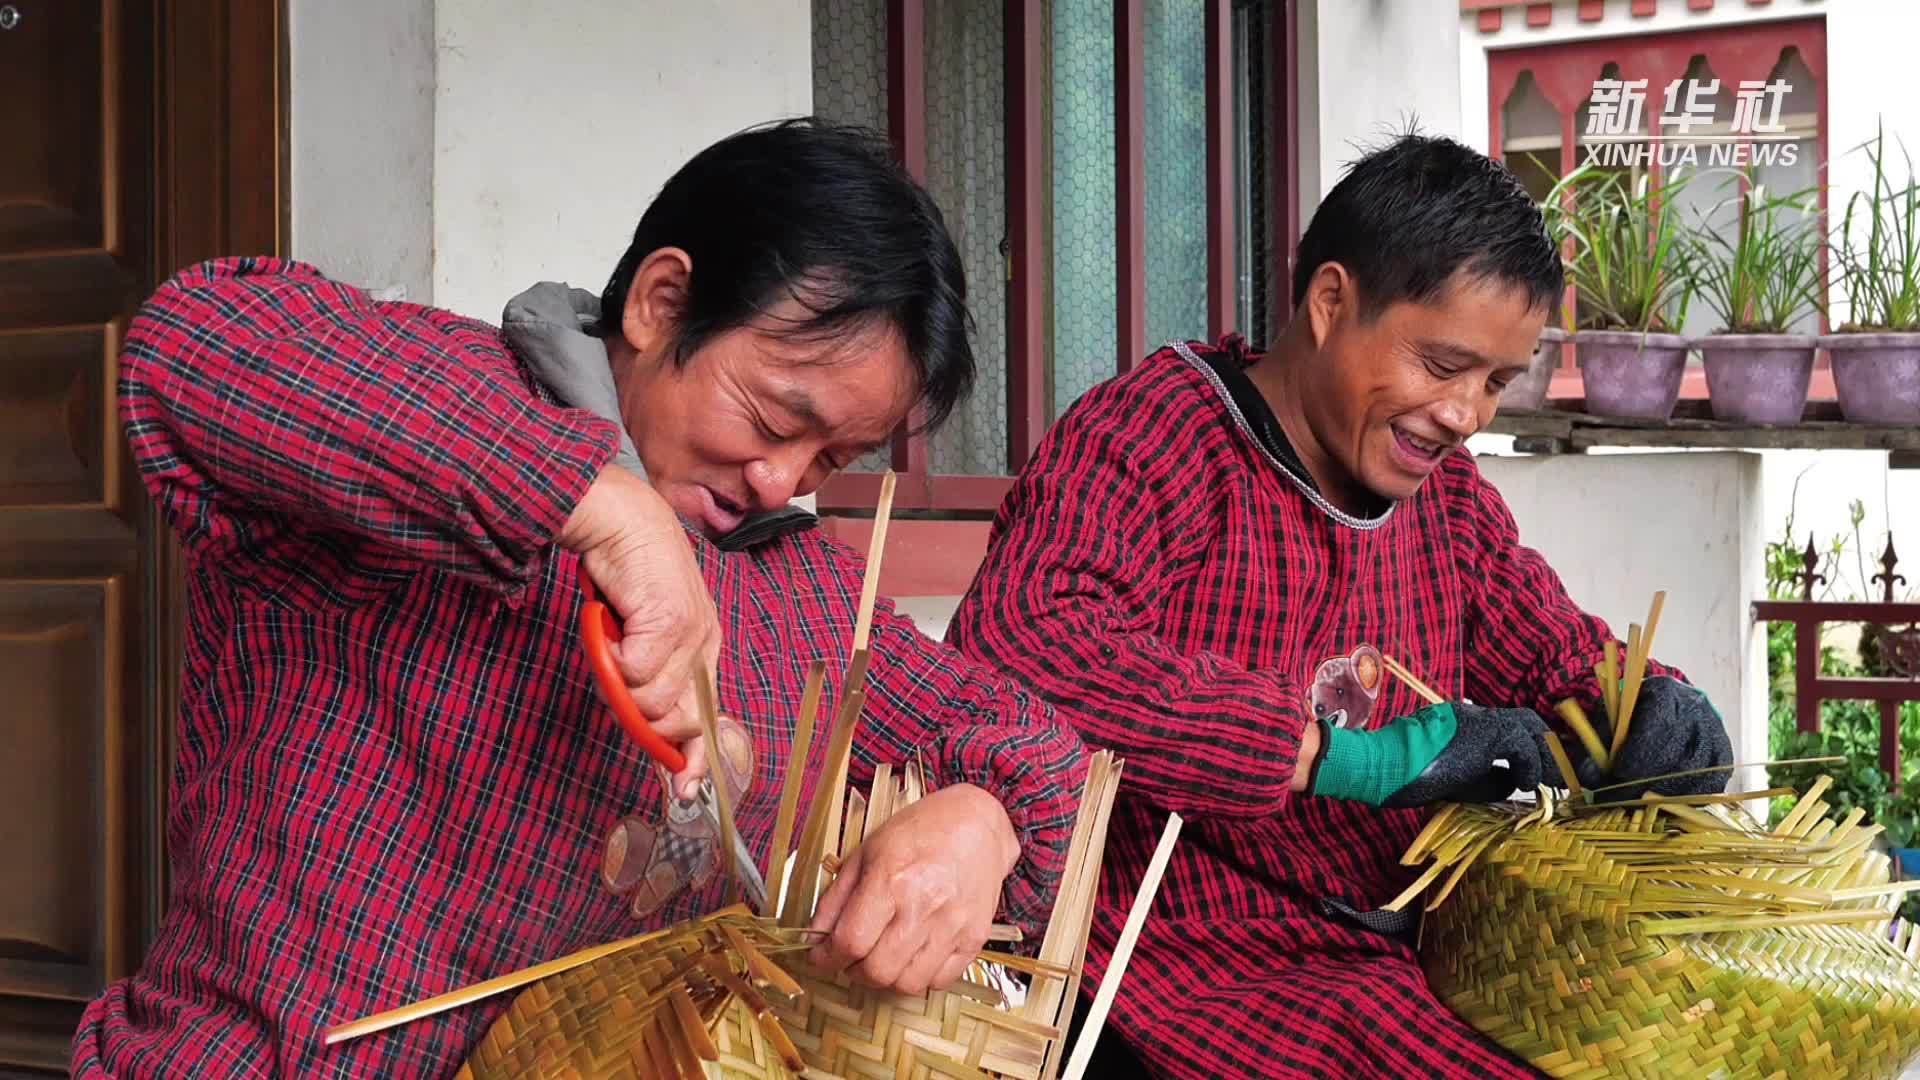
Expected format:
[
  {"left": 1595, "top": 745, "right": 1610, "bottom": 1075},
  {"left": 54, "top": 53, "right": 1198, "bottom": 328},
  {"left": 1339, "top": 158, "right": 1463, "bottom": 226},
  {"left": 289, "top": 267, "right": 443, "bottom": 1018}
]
[
  {"left": 560, "top": 465, "right": 721, "bottom": 798},
  {"left": 806, "top": 784, "right": 1019, "bottom": 996}
]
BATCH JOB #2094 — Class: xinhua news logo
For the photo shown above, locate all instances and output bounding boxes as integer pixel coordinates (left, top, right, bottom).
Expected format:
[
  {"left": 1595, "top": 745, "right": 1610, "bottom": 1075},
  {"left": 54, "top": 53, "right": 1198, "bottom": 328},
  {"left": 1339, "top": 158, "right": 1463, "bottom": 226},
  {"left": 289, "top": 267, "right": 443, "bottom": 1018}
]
[{"left": 1582, "top": 77, "right": 1798, "bottom": 169}]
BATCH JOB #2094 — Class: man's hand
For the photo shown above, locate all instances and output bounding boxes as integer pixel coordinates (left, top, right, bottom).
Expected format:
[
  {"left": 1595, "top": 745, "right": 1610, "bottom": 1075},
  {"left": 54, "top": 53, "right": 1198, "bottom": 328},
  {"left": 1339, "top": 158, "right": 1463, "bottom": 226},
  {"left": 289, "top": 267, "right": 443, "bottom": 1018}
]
[
  {"left": 1310, "top": 703, "right": 1565, "bottom": 808},
  {"left": 1577, "top": 676, "right": 1732, "bottom": 800},
  {"left": 559, "top": 465, "right": 721, "bottom": 799},
  {"left": 806, "top": 784, "right": 1018, "bottom": 996}
]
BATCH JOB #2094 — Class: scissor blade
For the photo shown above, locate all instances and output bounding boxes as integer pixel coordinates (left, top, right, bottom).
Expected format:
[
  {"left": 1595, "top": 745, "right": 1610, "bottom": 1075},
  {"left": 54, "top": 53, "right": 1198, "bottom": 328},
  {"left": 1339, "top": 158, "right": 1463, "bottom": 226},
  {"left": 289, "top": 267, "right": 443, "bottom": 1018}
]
[
  {"left": 697, "top": 791, "right": 770, "bottom": 912},
  {"left": 728, "top": 833, "right": 771, "bottom": 912}
]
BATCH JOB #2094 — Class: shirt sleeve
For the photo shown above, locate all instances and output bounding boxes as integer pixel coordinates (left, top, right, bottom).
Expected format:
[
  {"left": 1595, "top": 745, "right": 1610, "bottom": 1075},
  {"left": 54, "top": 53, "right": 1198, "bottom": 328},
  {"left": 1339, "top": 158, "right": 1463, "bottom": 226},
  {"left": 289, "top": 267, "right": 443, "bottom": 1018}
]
[
  {"left": 119, "top": 258, "right": 620, "bottom": 594},
  {"left": 947, "top": 397, "right": 1306, "bottom": 821},
  {"left": 1442, "top": 454, "right": 1683, "bottom": 725},
  {"left": 852, "top": 600, "right": 1091, "bottom": 942}
]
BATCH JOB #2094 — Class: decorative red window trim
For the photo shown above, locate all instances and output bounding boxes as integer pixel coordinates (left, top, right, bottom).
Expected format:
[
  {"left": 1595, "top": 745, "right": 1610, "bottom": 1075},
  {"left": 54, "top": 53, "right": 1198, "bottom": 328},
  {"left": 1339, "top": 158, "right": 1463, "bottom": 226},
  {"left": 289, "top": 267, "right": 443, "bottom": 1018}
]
[
  {"left": 1006, "top": 0, "right": 1048, "bottom": 475},
  {"left": 1116, "top": 0, "right": 1147, "bottom": 373},
  {"left": 1579, "top": 0, "right": 1607, "bottom": 22},
  {"left": 884, "top": 0, "right": 932, "bottom": 489},
  {"left": 1526, "top": 3, "right": 1553, "bottom": 29},
  {"left": 822, "top": 0, "right": 1290, "bottom": 515},
  {"left": 815, "top": 517, "right": 994, "bottom": 598},
  {"left": 1630, "top": 0, "right": 1659, "bottom": 17},
  {"left": 1205, "top": 0, "right": 1237, "bottom": 340},
  {"left": 1273, "top": 0, "right": 1301, "bottom": 323},
  {"left": 1489, "top": 18, "right": 1830, "bottom": 400}
]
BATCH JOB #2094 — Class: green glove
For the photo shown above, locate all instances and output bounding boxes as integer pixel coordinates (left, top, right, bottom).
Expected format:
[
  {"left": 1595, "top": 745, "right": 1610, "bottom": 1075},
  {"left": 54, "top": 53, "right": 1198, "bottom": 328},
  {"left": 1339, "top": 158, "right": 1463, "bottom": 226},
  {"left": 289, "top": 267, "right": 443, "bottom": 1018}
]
[{"left": 1309, "top": 702, "right": 1565, "bottom": 808}]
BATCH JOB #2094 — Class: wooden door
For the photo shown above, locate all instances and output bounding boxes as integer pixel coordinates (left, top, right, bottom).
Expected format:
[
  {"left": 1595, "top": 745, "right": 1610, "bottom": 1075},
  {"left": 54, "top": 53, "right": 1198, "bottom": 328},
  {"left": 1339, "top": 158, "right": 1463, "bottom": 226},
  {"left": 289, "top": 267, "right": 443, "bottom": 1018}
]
[{"left": 0, "top": 2, "right": 281, "bottom": 1071}]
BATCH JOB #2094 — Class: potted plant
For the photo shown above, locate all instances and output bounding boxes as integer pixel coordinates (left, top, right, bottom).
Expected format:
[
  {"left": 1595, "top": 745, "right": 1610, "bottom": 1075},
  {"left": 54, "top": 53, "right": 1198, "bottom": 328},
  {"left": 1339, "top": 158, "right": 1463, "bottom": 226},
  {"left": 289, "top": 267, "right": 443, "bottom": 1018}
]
[
  {"left": 1545, "top": 164, "right": 1698, "bottom": 420},
  {"left": 1826, "top": 123, "right": 1920, "bottom": 425},
  {"left": 1500, "top": 322, "right": 1569, "bottom": 412},
  {"left": 1686, "top": 178, "right": 1825, "bottom": 425}
]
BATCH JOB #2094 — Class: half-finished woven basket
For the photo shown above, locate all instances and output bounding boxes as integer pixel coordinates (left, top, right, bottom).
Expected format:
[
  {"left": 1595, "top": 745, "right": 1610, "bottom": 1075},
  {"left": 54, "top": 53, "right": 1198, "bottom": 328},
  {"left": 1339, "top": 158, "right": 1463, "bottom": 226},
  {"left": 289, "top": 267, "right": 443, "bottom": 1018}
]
[
  {"left": 1401, "top": 780, "right": 1920, "bottom": 1080},
  {"left": 459, "top": 751, "right": 1122, "bottom": 1080}
]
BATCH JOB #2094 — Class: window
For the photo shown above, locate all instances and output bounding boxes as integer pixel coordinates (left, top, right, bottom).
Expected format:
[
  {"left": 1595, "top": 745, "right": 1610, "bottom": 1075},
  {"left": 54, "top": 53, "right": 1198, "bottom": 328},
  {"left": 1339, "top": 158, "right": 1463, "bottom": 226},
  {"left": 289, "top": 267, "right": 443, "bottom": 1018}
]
[
  {"left": 810, "top": 0, "right": 1297, "bottom": 519},
  {"left": 1490, "top": 18, "right": 1828, "bottom": 387}
]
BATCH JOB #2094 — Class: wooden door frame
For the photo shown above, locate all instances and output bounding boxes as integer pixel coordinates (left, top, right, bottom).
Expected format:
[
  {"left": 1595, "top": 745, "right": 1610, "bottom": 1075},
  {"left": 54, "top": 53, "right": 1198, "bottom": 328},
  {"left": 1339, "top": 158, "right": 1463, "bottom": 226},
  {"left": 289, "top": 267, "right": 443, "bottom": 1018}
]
[{"left": 138, "top": 0, "right": 287, "bottom": 956}]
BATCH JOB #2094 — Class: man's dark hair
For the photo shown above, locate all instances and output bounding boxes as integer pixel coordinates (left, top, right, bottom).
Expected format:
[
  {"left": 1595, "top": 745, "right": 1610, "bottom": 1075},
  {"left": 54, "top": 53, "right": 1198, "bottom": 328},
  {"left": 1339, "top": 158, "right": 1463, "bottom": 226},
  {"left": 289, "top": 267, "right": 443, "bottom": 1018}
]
[
  {"left": 1291, "top": 132, "right": 1563, "bottom": 318},
  {"left": 596, "top": 118, "right": 974, "bottom": 431}
]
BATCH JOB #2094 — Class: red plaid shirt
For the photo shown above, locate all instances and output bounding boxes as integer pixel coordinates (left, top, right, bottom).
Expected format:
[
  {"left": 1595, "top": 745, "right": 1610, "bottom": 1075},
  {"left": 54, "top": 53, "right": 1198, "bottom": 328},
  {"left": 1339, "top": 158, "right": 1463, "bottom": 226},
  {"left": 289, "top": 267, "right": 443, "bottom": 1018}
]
[
  {"left": 950, "top": 343, "right": 1660, "bottom": 1079},
  {"left": 71, "top": 259, "right": 1086, "bottom": 1078}
]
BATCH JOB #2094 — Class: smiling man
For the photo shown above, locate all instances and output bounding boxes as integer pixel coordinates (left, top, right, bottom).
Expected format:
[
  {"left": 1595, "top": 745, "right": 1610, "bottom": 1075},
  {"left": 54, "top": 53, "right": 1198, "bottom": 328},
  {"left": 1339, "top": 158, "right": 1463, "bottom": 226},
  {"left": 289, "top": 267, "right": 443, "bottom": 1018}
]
[
  {"left": 73, "top": 120, "right": 1085, "bottom": 1078},
  {"left": 947, "top": 134, "right": 1731, "bottom": 1078}
]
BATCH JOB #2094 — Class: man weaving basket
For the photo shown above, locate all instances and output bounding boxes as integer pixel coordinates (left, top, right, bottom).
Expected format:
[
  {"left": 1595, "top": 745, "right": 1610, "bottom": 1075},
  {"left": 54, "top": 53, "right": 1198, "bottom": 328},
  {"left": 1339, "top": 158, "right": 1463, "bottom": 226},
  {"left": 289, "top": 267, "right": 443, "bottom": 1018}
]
[
  {"left": 72, "top": 121, "right": 1087, "bottom": 1078},
  {"left": 948, "top": 134, "right": 1734, "bottom": 1078}
]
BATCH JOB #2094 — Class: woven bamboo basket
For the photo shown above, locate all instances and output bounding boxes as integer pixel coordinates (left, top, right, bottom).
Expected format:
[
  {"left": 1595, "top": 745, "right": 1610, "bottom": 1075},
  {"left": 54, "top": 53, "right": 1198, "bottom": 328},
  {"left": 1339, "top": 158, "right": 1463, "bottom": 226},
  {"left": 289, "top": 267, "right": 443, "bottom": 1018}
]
[
  {"left": 1402, "top": 781, "right": 1920, "bottom": 1079},
  {"left": 456, "top": 749, "right": 1123, "bottom": 1080},
  {"left": 326, "top": 473, "right": 1133, "bottom": 1080},
  {"left": 1378, "top": 595, "right": 1920, "bottom": 1079}
]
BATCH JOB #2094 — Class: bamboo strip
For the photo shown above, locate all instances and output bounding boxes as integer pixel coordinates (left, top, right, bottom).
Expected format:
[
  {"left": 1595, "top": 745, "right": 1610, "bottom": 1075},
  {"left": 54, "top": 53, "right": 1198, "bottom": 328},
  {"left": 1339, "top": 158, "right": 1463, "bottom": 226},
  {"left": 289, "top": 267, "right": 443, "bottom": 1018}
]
[
  {"left": 1060, "top": 812, "right": 1183, "bottom": 1080},
  {"left": 1555, "top": 700, "right": 1611, "bottom": 773},
  {"left": 851, "top": 470, "right": 897, "bottom": 655},
  {"left": 1542, "top": 731, "right": 1582, "bottom": 799},
  {"left": 1612, "top": 592, "right": 1663, "bottom": 760},
  {"left": 764, "top": 661, "right": 825, "bottom": 917},
  {"left": 783, "top": 680, "right": 866, "bottom": 928},
  {"left": 694, "top": 667, "right": 742, "bottom": 907},
  {"left": 1601, "top": 639, "right": 1621, "bottom": 728},
  {"left": 324, "top": 922, "right": 681, "bottom": 1045},
  {"left": 1381, "top": 654, "right": 1445, "bottom": 706}
]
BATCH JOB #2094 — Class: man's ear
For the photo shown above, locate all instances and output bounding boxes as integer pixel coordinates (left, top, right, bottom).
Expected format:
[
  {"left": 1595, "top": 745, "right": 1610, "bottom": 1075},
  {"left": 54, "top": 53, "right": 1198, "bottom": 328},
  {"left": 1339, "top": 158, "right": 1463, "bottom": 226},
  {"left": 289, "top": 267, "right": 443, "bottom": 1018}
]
[
  {"left": 1303, "top": 261, "right": 1354, "bottom": 351},
  {"left": 620, "top": 247, "right": 694, "bottom": 360}
]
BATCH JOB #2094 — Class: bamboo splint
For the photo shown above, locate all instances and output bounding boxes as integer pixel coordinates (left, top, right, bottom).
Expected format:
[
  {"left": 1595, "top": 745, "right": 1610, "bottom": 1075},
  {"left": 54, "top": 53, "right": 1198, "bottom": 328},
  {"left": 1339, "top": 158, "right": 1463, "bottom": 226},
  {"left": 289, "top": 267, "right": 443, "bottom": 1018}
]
[
  {"left": 328, "top": 471, "right": 1131, "bottom": 1078},
  {"left": 1388, "top": 590, "right": 1920, "bottom": 1079}
]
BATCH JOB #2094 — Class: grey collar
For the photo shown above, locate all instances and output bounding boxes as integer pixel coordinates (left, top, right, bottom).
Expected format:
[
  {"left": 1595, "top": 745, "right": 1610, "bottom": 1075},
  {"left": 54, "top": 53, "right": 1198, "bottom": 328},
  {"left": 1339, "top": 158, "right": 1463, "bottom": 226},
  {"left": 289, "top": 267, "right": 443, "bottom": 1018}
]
[
  {"left": 501, "top": 282, "right": 647, "bottom": 478},
  {"left": 501, "top": 282, "right": 816, "bottom": 551}
]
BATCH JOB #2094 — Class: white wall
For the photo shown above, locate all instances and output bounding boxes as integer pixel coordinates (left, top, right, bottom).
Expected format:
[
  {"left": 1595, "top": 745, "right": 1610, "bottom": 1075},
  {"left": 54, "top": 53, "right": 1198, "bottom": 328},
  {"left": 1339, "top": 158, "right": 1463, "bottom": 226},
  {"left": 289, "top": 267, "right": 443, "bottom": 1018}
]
[
  {"left": 1824, "top": 0, "right": 1920, "bottom": 328},
  {"left": 292, "top": 0, "right": 815, "bottom": 319},
  {"left": 1298, "top": 0, "right": 1464, "bottom": 205},
  {"left": 288, "top": 0, "right": 436, "bottom": 302},
  {"left": 431, "top": 0, "right": 815, "bottom": 322},
  {"left": 1479, "top": 452, "right": 1771, "bottom": 791},
  {"left": 1763, "top": 450, "right": 1920, "bottom": 602}
]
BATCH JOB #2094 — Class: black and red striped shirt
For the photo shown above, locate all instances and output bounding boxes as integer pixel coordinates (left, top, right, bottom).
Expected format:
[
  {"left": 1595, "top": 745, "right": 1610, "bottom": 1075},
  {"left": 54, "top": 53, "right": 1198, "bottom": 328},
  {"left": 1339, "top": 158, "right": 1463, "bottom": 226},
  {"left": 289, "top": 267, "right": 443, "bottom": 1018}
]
[{"left": 950, "top": 340, "right": 1643, "bottom": 1079}]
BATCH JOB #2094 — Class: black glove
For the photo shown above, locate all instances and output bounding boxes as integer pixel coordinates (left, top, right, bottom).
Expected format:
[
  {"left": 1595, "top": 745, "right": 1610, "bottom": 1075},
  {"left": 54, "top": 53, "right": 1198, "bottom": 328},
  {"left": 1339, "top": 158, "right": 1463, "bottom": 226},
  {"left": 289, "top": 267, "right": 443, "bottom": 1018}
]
[
  {"left": 1311, "top": 702, "right": 1569, "bottom": 808},
  {"left": 1575, "top": 676, "right": 1733, "bottom": 800}
]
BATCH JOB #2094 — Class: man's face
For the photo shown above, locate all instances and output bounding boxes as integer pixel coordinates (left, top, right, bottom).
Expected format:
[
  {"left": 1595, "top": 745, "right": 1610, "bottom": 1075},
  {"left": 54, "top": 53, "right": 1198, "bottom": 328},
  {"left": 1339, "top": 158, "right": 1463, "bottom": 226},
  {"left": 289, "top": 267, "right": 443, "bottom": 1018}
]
[
  {"left": 622, "top": 304, "right": 913, "bottom": 539},
  {"left": 1301, "top": 270, "right": 1545, "bottom": 503}
]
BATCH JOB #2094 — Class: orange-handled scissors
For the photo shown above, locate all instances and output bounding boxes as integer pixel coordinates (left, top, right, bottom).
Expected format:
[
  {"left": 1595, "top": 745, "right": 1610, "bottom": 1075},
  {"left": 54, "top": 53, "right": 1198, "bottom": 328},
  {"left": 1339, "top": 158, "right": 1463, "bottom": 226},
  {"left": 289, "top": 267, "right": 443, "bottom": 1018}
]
[
  {"left": 579, "top": 567, "right": 688, "bottom": 773},
  {"left": 577, "top": 563, "right": 769, "bottom": 910}
]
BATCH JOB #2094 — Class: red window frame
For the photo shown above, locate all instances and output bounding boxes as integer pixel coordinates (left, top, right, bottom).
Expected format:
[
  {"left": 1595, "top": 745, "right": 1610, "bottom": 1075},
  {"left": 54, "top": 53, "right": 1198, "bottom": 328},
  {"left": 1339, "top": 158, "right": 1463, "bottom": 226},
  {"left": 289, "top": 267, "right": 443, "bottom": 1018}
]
[
  {"left": 816, "top": 0, "right": 1302, "bottom": 524},
  {"left": 1487, "top": 17, "right": 1830, "bottom": 400}
]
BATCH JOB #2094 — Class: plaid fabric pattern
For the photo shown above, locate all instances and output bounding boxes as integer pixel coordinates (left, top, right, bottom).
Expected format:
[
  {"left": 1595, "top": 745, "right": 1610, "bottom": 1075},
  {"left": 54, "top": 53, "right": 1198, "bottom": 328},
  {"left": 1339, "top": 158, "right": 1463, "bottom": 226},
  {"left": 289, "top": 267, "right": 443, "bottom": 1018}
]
[
  {"left": 72, "top": 259, "right": 1086, "bottom": 1078},
  {"left": 949, "top": 343, "right": 1668, "bottom": 1079}
]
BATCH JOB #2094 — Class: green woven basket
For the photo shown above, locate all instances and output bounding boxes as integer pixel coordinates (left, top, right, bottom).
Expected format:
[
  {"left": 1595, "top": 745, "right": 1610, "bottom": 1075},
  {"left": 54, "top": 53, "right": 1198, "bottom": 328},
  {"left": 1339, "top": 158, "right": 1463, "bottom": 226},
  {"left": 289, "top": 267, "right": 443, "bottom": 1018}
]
[{"left": 1402, "top": 782, "right": 1920, "bottom": 1079}]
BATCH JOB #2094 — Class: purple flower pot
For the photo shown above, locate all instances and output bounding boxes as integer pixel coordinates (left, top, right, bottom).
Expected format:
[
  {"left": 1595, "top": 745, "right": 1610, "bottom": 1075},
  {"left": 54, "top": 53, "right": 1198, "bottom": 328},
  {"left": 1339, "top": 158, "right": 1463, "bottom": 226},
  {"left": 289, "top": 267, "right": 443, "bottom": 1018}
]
[
  {"left": 1576, "top": 330, "right": 1690, "bottom": 420},
  {"left": 1821, "top": 332, "right": 1920, "bottom": 425},
  {"left": 1697, "top": 333, "right": 1815, "bottom": 425},
  {"left": 1500, "top": 327, "right": 1568, "bottom": 411}
]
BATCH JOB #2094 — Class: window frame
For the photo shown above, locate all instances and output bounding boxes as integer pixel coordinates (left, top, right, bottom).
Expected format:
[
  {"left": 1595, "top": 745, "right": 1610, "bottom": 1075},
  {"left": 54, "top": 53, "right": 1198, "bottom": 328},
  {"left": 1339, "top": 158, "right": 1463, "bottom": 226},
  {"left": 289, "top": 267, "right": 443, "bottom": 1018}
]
[{"left": 815, "top": 0, "right": 1302, "bottom": 518}]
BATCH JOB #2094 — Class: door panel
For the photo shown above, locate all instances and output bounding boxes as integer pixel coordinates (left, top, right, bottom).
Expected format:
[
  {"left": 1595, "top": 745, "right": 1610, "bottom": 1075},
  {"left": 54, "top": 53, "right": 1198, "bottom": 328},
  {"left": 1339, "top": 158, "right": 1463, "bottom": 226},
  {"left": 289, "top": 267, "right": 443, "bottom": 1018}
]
[
  {"left": 0, "top": 4, "right": 105, "bottom": 253},
  {"left": 0, "top": 2, "right": 156, "bottom": 1072}
]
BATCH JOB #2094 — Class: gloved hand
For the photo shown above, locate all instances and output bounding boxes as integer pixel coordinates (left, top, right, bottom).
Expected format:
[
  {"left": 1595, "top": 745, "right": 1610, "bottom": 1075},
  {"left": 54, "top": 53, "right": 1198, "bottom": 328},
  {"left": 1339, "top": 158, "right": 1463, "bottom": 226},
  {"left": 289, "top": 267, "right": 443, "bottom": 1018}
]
[
  {"left": 1309, "top": 703, "right": 1566, "bottom": 808},
  {"left": 1576, "top": 676, "right": 1732, "bottom": 800}
]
